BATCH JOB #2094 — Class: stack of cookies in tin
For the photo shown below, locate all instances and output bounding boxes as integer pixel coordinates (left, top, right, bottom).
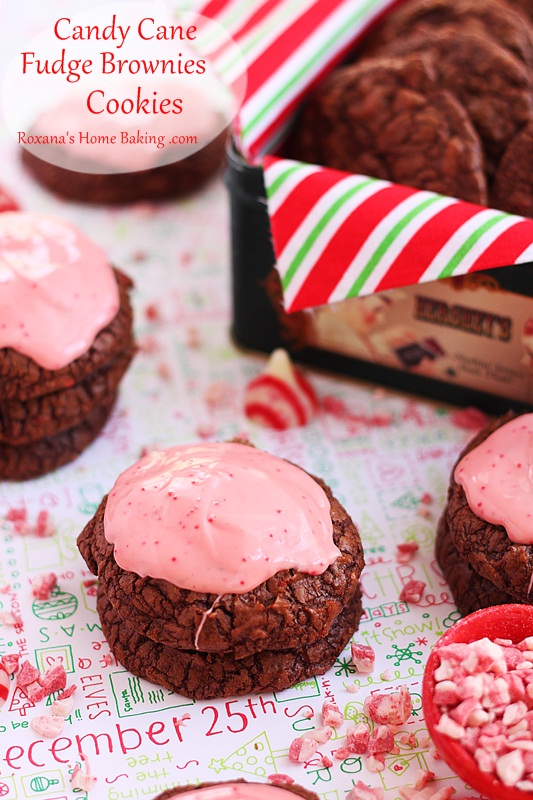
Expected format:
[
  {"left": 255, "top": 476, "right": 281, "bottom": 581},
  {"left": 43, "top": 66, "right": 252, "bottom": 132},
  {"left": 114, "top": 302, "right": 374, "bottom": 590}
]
[{"left": 288, "top": 0, "right": 533, "bottom": 218}]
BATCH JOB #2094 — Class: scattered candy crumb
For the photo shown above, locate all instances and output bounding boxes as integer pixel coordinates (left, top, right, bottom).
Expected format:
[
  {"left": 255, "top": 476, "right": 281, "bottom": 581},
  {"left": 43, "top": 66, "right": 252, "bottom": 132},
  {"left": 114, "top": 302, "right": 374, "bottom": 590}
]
[
  {"left": 6, "top": 509, "right": 54, "bottom": 538},
  {"left": 71, "top": 753, "right": 98, "bottom": 791},
  {"left": 321, "top": 699, "right": 344, "bottom": 728},
  {"left": 351, "top": 643, "right": 376, "bottom": 673},
  {"left": 195, "top": 422, "right": 217, "bottom": 439},
  {"left": 364, "top": 685, "right": 413, "bottom": 726},
  {"left": 288, "top": 736, "right": 319, "bottom": 763},
  {"left": 450, "top": 406, "right": 489, "bottom": 431},
  {"left": 30, "top": 714, "right": 65, "bottom": 738},
  {"left": 347, "top": 780, "right": 384, "bottom": 800},
  {"left": 204, "top": 381, "right": 232, "bottom": 410},
  {"left": 321, "top": 395, "right": 393, "bottom": 428},
  {"left": 0, "top": 611, "right": 22, "bottom": 626},
  {"left": 144, "top": 302, "right": 161, "bottom": 322},
  {"left": 30, "top": 572, "right": 57, "bottom": 601},
  {"left": 1, "top": 653, "right": 19, "bottom": 675},
  {"left": 267, "top": 775, "right": 294, "bottom": 786},
  {"left": 399, "top": 579, "right": 426, "bottom": 604},
  {"left": 396, "top": 542, "right": 419, "bottom": 564},
  {"left": 156, "top": 361, "right": 172, "bottom": 381}
]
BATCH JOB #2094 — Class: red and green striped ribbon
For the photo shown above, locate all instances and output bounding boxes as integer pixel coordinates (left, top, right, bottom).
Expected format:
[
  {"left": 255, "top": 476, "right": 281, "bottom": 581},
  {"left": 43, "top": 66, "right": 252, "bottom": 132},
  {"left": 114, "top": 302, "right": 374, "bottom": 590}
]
[{"left": 265, "top": 156, "right": 533, "bottom": 313}]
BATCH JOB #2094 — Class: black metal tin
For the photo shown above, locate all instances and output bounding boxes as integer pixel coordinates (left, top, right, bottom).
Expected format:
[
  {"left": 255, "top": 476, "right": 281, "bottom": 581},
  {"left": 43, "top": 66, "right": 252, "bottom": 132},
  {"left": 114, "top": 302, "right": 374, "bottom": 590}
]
[{"left": 226, "top": 140, "right": 533, "bottom": 414}]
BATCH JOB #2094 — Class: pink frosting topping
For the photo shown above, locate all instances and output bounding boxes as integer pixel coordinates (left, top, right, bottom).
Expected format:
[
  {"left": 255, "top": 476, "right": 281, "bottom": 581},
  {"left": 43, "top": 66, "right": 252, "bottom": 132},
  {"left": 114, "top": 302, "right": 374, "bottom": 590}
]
[
  {"left": 168, "top": 785, "right": 298, "bottom": 800},
  {"left": 454, "top": 414, "right": 533, "bottom": 545},
  {"left": 103, "top": 442, "right": 340, "bottom": 593},
  {"left": 0, "top": 212, "right": 119, "bottom": 370}
]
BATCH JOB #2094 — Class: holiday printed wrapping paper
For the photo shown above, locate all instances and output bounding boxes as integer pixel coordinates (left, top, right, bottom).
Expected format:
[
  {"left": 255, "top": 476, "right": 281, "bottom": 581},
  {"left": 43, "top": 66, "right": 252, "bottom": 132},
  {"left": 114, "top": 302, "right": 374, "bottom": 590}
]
[
  {"left": 199, "top": 0, "right": 533, "bottom": 311},
  {"left": 0, "top": 131, "right": 485, "bottom": 800}
]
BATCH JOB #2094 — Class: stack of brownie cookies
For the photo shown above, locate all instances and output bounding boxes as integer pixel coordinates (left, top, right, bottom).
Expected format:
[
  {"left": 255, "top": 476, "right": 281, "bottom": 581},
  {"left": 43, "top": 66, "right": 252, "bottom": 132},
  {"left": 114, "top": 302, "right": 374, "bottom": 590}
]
[
  {"left": 437, "top": 412, "right": 533, "bottom": 615},
  {"left": 287, "top": 0, "right": 533, "bottom": 217},
  {"left": 0, "top": 212, "right": 136, "bottom": 480},
  {"left": 77, "top": 441, "right": 365, "bottom": 700}
]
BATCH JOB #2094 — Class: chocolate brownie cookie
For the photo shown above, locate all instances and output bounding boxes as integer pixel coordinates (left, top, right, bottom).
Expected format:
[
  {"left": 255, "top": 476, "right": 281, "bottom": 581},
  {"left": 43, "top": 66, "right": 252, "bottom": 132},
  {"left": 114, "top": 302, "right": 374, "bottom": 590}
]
[
  {"left": 375, "top": 0, "right": 533, "bottom": 70},
  {"left": 97, "top": 583, "right": 362, "bottom": 700},
  {"left": 78, "top": 447, "right": 364, "bottom": 658},
  {"left": 0, "top": 349, "right": 133, "bottom": 445},
  {"left": 383, "top": 28, "right": 533, "bottom": 171},
  {"left": 435, "top": 513, "right": 516, "bottom": 615},
  {"left": 0, "top": 212, "right": 136, "bottom": 480},
  {"left": 154, "top": 780, "right": 318, "bottom": 800},
  {"left": 0, "top": 391, "right": 118, "bottom": 482},
  {"left": 445, "top": 413, "right": 533, "bottom": 604},
  {"left": 0, "top": 268, "right": 134, "bottom": 402},
  {"left": 288, "top": 56, "right": 487, "bottom": 205},
  {"left": 491, "top": 122, "right": 533, "bottom": 217},
  {"left": 22, "top": 131, "right": 227, "bottom": 205}
]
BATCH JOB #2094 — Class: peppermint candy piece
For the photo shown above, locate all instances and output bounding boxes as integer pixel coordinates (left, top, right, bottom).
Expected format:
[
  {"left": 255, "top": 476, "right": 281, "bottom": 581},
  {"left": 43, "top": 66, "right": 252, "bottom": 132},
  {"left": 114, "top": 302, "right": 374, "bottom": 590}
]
[{"left": 244, "top": 348, "right": 318, "bottom": 429}]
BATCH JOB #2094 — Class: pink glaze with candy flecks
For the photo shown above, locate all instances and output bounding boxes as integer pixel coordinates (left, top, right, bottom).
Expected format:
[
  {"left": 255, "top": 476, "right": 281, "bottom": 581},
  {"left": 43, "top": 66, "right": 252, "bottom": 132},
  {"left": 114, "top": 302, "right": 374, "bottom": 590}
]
[
  {"left": 0, "top": 212, "right": 119, "bottom": 370},
  {"left": 454, "top": 414, "right": 533, "bottom": 545},
  {"left": 103, "top": 442, "right": 339, "bottom": 593},
  {"left": 168, "top": 785, "right": 301, "bottom": 800}
]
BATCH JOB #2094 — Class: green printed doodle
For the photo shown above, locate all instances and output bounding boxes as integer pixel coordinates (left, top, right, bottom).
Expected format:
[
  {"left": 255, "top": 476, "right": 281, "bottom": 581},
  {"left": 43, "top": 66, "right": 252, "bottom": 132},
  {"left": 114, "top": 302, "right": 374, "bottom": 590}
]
[
  {"left": 362, "top": 601, "right": 409, "bottom": 621},
  {"left": 32, "top": 589, "right": 78, "bottom": 620},
  {"left": 35, "top": 645, "right": 74, "bottom": 674},
  {"left": 274, "top": 677, "right": 320, "bottom": 702},
  {"left": 109, "top": 671, "right": 193, "bottom": 718},
  {"left": 208, "top": 732, "right": 284, "bottom": 777},
  {"left": 22, "top": 770, "right": 65, "bottom": 797},
  {"left": 386, "top": 643, "right": 423, "bottom": 667}
]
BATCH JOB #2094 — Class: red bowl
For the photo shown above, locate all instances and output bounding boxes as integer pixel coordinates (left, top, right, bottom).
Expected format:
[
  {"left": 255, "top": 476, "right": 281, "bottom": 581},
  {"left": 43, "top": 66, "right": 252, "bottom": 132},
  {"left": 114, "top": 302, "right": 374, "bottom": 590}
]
[{"left": 422, "top": 604, "right": 533, "bottom": 800}]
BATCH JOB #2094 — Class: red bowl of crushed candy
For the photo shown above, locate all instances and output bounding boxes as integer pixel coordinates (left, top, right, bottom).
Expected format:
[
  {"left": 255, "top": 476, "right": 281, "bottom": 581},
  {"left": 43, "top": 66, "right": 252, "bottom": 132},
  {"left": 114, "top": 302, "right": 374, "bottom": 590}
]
[{"left": 422, "top": 604, "right": 533, "bottom": 799}]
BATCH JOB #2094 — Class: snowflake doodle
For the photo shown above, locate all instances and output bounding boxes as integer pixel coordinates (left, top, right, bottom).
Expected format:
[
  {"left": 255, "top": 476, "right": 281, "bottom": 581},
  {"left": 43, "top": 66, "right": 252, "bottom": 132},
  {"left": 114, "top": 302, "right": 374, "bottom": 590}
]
[
  {"left": 386, "top": 642, "right": 423, "bottom": 667},
  {"left": 333, "top": 655, "right": 356, "bottom": 677}
]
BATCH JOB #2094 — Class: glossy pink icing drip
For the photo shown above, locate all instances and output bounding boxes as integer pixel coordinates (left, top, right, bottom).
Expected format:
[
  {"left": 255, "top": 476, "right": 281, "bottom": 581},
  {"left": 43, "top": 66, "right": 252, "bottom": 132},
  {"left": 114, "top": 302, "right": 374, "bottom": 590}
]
[
  {"left": 103, "top": 442, "right": 340, "bottom": 593},
  {"left": 167, "top": 786, "right": 298, "bottom": 800},
  {"left": 0, "top": 212, "right": 119, "bottom": 370},
  {"left": 454, "top": 414, "right": 533, "bottom": 545}
]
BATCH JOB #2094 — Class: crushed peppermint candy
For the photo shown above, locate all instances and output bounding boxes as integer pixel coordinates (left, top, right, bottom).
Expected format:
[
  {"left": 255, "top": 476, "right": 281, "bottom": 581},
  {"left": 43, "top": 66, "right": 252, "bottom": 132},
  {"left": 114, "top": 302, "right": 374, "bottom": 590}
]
[
  {"left": 302, "top": 725, "right": 333, "bottom": 744},
  {"left": 288, "top": 736, "right": 318, "bottom": 763},
  {"left": 40, "top": 664, "right": 67, "bottom": 695},
  {"left": 30, "top": 573, "right": 57, "bottom": 600},
  {"left": 351, "top": 643, "right": 376, "bottom": 673},
  {"left": 364, "top": 685, "right": 413, "bottom": 726},
  {"left": 1, "top": 653, "right": 19, "bottom": 675},
  {"left": 432, "top": 635, "right": 533, "bottom": 789},
  {"left": 71, "top": 753, "right": 98, "bottom": 791},
  {"left": 267, "top": 775, "right": 295, "bottom": 786},
  {"left": 0, "top": 611, "right": 22, "bottom": 626},
  {"left": 30, "top": 714, "right": 65, "bottom": 738},
  {"left": 450, "top": 406, "right": 489, "bottom": 431},
  {"left": 6, "top": 508, "right": 54, "bottom": 537},
  {"left": 56, "top": 684, "right": 77, "bottom": 700},
  {"left": 397, "top": 542, "right": 419, "bottom": 564},
  {"left": 347, "top": 781, "right": 384, "bottom": 800},
  {"left": 52, "top": 695, "right": 74, "bottom": 716},
  {"left": 399, "top": 579, "right": 426, "bottom": 604},
  {"left": 322, "top": 699, "right": 344, "bottom": 728},
  {"left": 17, "top": 660, "right": 40, "bottom": 687}
]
